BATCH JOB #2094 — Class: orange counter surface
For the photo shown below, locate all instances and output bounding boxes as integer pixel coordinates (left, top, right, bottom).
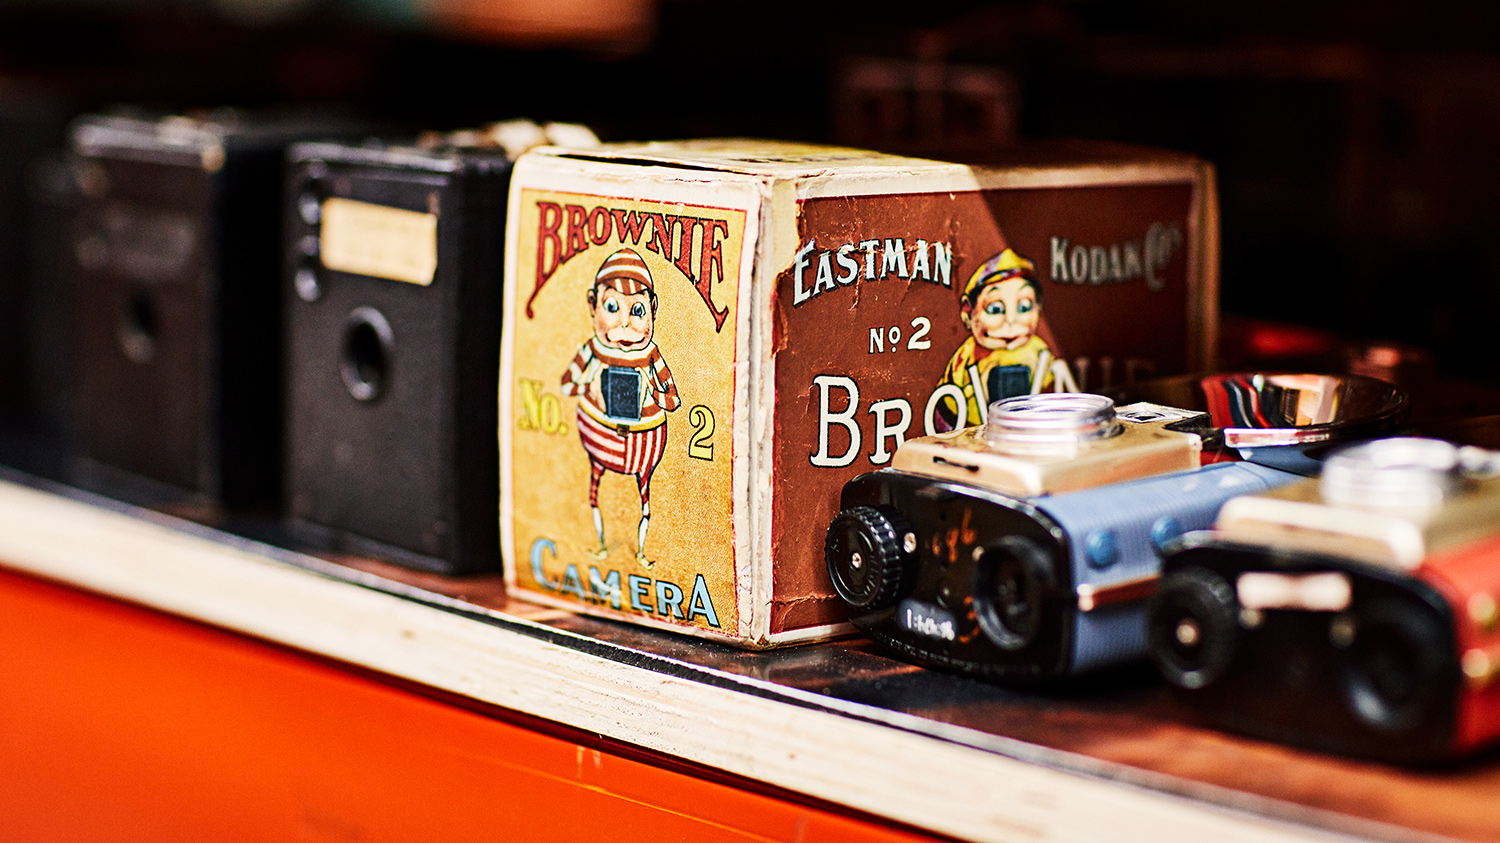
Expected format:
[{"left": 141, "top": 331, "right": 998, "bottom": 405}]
[{"left": 0, "top": 567, "right": 931, "bottom": 843}]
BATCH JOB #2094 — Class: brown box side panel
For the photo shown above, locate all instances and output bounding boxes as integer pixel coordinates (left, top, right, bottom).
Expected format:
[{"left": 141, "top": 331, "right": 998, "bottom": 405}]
[{"left": 771, "top": 183, "right": 1200, "bottom": 633}]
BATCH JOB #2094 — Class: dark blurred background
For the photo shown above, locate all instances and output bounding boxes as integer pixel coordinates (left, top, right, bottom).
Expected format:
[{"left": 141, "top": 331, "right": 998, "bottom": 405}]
[{"left": 3, "top": 0, "right": 1500, "bottom": 383}]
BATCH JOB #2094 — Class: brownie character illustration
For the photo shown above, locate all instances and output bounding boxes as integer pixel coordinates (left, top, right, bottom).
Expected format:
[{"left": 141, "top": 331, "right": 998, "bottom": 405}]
[
  {"left": 936, "top": 248, "right": 1058, "bottom": 428},
  {"left": 560, "top": 248, "right": 681, "bottom": 566}
]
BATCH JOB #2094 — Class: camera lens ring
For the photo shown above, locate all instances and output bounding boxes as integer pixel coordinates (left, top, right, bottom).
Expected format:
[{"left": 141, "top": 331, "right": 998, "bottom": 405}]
[
  {"left": 973, "top": 536, "right": 1055, "bottom": 651},
  {"left": 983, "top": 393, "right": 1121, "bottom": 450},
  {"left": 1340, "top": 596, "right": 1448, "bottom": 735},
  {"left": 1148, "top": 566, "right": 1239, "bottom": 690},
  {"left": 825, "top": 505, "right": 914, "bottom": 612},
  {"left": 1320, "top": 437, "right": 1463, "bottom": 510},
  {"left": 340, "top": 306, "right": 394, "bottom": 403}
]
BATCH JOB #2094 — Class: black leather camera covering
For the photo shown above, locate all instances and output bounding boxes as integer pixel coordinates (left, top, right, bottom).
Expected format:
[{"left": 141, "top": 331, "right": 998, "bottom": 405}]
[
  {"left": 283, "top": 141, "right": 510, "bottom": 574},
  {"left": 0, "top": 92, "right": 73, "bottom": 434}
]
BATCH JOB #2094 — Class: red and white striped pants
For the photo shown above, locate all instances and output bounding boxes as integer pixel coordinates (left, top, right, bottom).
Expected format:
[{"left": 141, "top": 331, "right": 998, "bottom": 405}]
[{"left": 577, "top": 408, "right": 668, "bottom": 506}]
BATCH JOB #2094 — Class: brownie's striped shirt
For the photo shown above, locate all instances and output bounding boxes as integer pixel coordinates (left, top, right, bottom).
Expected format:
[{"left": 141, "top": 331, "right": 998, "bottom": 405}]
[{"left": 560, "top": 337, "right": 680, "bottom": 431}]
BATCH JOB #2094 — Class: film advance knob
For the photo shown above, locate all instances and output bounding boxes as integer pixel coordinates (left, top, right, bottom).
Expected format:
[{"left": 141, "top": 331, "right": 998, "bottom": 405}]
[
  {"left": 1148, "top": 566, "right": 1240, "bottom": 690},
  {"left": 825, "top": 505, "right": 914, "bottom": 612}
]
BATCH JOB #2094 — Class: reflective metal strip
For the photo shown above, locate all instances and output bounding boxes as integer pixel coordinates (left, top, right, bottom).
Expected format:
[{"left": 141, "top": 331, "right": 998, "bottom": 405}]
[{"left": 1076, "top": 574, "right": 1159, "bottom": 612}]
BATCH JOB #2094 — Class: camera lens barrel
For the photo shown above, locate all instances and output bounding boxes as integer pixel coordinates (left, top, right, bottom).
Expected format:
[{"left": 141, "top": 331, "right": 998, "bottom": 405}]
[
  {"left": 1341, "top": 597, "right": 1449, "bottom": 734},
  {"left": 973, "top": 535, "right": 1055, "bottom": 651},
  {"left": 339, "top": 306, "right": 395, "bottom": 403},
  {"left": 117, "top": 288, "right": 160, "bottom": 365}
]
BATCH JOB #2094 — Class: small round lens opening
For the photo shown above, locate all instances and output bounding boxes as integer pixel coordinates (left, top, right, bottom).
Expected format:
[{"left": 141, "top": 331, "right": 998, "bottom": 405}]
[
  {"left": 973, "top": 537, "right": 1053, "bottom": 651},
  {"left": 118, "top": 290, "right": 159, "bottom": 364},
  {"left": 340, "top": 308, "right": 394, "bottom": 402}
]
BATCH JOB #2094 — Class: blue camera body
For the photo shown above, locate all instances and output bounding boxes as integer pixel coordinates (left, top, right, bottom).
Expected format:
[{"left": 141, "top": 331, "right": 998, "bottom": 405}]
[{"left": 828, "top": 460, "right": 1296, "bottom": 681}]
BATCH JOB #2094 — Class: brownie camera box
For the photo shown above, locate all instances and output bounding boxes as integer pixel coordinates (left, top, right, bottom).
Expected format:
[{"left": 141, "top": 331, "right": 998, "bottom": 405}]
[{"left": 500, "top": 139, "right": 1216, "bottom": 647}]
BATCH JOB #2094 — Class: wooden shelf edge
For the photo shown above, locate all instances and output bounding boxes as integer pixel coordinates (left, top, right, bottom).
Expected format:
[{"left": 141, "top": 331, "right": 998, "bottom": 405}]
[{"left": 0, "top": 476, "right": 1445, "bottom": 843}]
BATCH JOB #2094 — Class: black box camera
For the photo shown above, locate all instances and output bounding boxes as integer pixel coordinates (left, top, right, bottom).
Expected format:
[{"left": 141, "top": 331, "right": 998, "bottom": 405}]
[
  {"left": 70, "top": 111, "right": 360, "bottom": 506},
  {"left": 282, "top": 136, "right": 516, "bottom": 574}
]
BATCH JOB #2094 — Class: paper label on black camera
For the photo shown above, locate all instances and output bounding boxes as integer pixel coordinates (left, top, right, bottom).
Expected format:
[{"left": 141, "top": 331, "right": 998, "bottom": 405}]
[{"left": 320, "top": 197, "right": 437, "bottom": 286}]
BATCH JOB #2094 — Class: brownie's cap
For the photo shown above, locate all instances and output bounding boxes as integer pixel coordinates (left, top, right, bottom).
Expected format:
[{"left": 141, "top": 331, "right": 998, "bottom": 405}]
[
  {"left": 963, "top": 248, "right": 1035, "bottom": 298},
  {"left": 595, "top": 248, "right": 654, "bottom": 295}
]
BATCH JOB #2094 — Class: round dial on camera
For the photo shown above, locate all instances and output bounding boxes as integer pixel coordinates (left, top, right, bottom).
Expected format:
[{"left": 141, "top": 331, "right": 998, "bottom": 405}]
[
  {"left": 1149, "top": 565, "right": 1240, "bottom": 690},
  {"left": 825, "top": 505, "right": 915, "bottom": 612}
]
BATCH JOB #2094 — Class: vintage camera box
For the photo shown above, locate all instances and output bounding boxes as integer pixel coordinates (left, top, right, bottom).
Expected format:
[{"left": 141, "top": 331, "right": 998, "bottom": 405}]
[{"left": 500, "top": 139, "right": 1217, "bottom": 647}]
